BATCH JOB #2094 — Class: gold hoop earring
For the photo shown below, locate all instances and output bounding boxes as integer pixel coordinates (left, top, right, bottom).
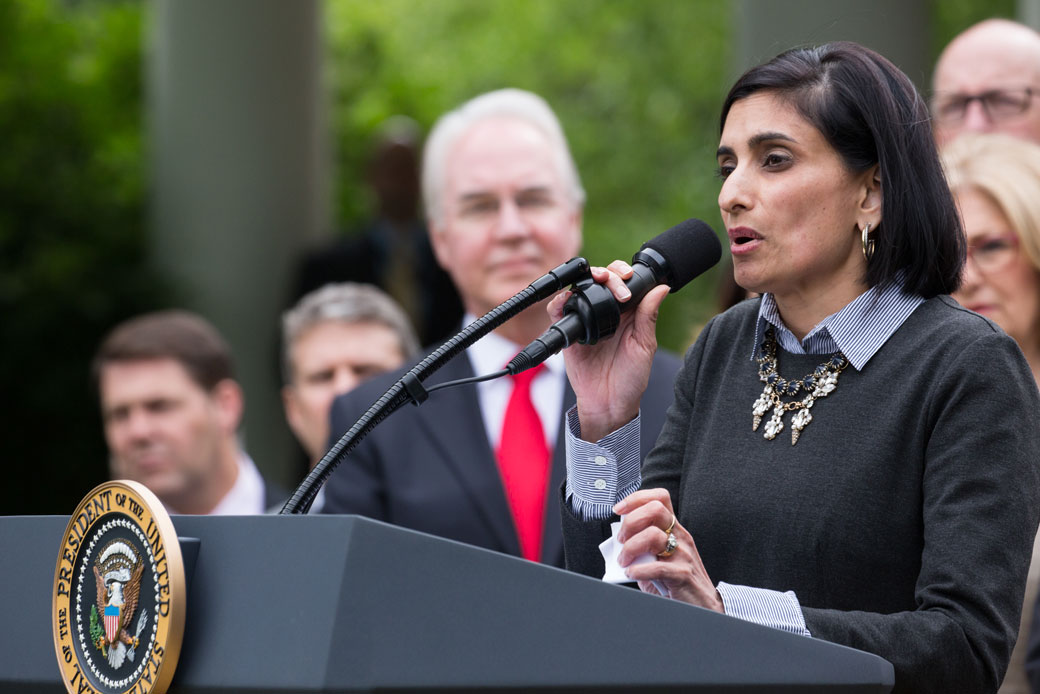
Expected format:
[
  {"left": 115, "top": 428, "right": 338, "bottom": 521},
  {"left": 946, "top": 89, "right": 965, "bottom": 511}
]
[{"left": 861, "top": 223, "right": 875, "bottom": 262}]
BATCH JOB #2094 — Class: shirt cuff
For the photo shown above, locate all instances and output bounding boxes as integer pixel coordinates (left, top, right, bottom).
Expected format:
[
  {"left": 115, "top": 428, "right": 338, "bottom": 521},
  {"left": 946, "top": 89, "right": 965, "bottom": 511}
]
[
  {"left": 717, "top": 582, "right": 812, "bottom": 637},
  {"left": 564, "top": 405, "right": 642, "bottom": 521}
]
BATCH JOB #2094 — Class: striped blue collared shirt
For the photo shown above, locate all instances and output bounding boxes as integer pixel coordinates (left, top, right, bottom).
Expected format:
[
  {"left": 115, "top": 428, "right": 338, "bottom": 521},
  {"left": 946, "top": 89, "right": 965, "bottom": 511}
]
[
  {"left": 753, "top": 277, "right": 925, "bottom": 367},
  {"left": 565, "top": 278, "right": 925, "bottom": 637}
]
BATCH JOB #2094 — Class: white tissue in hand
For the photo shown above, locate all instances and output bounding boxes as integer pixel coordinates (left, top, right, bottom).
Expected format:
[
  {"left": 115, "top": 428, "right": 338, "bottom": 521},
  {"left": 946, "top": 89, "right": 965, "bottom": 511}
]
[{"left": 599, "top": 521, "right": 656, "bottom": 583}]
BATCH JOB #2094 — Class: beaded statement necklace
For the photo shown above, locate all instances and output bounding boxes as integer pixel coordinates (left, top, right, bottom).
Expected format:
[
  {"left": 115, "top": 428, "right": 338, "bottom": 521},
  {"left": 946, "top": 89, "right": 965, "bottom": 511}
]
[{"left": 751, "top": 326, "right": 849, "bottom": 445}]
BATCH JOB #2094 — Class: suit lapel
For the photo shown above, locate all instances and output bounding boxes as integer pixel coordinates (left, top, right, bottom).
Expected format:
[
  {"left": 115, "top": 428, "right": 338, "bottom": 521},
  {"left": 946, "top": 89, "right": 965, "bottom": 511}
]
[{"left": 412, "top": 356, "right": 522, "bottom": 556}]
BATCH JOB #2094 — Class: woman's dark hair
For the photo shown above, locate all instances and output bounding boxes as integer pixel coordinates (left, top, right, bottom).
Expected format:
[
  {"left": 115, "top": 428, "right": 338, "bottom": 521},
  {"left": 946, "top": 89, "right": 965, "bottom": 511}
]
[{"left": 721, "top": 42, "right": 964, "bottom": 298}]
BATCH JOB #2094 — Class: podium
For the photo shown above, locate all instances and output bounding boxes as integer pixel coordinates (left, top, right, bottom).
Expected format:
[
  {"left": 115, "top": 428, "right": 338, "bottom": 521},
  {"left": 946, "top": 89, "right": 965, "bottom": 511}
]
[{"left": 1, "top": 514, "right": 893, "bottom": 692}]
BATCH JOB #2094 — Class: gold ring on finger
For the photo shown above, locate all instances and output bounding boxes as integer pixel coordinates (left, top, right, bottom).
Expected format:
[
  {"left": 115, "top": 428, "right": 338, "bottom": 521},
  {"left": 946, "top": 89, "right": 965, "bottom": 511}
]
[
  {"left": 657, "top": 531, "right": 678, "bottom": 558},
  {"left": 661, "top": 514, "right": 675, "bottom": 535}
]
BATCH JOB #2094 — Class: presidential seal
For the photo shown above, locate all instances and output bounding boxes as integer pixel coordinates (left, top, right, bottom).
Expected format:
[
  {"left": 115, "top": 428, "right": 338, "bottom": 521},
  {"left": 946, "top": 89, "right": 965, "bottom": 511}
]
[{"left": 53, "top": 480, "right": 186, "bottom": 694}]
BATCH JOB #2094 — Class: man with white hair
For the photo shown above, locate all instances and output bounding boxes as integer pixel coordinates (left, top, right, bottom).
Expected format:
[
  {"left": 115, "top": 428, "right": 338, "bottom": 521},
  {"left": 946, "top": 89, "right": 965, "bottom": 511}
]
[
  {"left": 932, "top": 18, "right": 1040, "bottom": 147},
  {"left": 322, "top": 89, "right": 680, "bottom": 566}
]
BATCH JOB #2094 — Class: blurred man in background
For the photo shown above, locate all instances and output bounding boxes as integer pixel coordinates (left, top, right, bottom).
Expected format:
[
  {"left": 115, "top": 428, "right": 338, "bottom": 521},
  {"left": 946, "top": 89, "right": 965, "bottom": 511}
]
[
  {"left": 321, "top": 89, "right": 680, "bottom": 566},
  {"left": 281, "top": 282, "right": 419, "bottom": 471},
  {"left": 94, "top": 310, "right": 283, "bottom": 514},
  {"left": 932, "top": 18, "right": 1040, "bottom": 147}
]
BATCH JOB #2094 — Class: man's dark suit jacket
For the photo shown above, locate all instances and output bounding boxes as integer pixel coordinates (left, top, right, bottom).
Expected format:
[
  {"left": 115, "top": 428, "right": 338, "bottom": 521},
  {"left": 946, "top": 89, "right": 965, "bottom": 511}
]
[
  {"left": 321, "top": 349, "right": 681, "bottom": 567},
  {"left": 293, "top": 220, "right": 463, "bottom": 346},
  {"left": 261, "top": 478, "right": 290, "bottom": 513}
]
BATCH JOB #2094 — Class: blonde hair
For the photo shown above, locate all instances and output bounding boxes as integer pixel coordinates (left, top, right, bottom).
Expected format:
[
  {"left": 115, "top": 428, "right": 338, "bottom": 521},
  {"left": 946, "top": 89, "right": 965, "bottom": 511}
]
[{"left": 941, "top": 133, "right": 1040, "bottom": 270}]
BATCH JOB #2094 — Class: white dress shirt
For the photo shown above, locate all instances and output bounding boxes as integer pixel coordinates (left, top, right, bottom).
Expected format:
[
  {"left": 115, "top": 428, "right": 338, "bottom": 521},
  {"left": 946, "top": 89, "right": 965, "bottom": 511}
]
[
  {"left": 463, "top": 316, "right": 567, "bottom": 449},
  {"left": 207, "top": 453, "right": 267, "bottom": 515}
]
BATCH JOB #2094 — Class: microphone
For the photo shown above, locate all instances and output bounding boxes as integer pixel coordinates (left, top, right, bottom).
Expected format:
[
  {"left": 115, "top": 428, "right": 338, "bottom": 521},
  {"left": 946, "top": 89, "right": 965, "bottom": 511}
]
[{"left": 508, "top": 218, "right": 721, "bottom": 374}]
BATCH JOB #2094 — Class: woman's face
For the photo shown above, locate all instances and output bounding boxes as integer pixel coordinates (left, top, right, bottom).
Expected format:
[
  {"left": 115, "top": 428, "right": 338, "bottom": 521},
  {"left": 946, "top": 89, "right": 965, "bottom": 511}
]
[
  {"left": 952, "top": 186, "right": 1040, "bottom": 347},
  {"left": 717, "top": 92, "right": 878, "bottom": 307}
]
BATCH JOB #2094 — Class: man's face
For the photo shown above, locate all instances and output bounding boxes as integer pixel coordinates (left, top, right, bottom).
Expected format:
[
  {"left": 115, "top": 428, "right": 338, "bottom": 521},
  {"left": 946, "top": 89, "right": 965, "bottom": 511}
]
[
  {"left": 283, "top": 320, "right": 406, "bottom": 462},
  {"left": 933, "top": 30, "right": 1040, "bottom": 147},
  {"left": 430, "top": 117, "right": 582, "bottom": 317},
  {"left": 100, "top": 358, "right": 236, "bottom": 511}
]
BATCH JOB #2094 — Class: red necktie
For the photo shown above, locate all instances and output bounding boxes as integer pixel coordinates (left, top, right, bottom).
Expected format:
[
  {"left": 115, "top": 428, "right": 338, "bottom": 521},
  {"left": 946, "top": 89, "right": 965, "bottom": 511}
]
[{"left": 495, "top": 363, "right": 550, "bottom": 562}]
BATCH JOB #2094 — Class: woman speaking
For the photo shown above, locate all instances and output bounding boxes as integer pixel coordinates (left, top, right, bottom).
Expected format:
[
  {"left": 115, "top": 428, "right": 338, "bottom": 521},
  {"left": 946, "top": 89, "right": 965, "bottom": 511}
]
[{"left": 556, "top": 43, "right": 1040, "bottom": 693}]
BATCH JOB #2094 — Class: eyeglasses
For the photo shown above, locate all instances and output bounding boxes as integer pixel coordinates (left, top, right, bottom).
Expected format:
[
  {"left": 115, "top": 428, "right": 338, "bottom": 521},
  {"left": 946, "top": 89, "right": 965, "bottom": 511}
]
[
  {"left": 966, "top": 235, "right": 1019, "bottom": 273},
  {"left": 932, "top": 87, "right": 1036, "bottom": 125},
  {"left": 451, "top": 188, "right": 568, "bottom": 228}
]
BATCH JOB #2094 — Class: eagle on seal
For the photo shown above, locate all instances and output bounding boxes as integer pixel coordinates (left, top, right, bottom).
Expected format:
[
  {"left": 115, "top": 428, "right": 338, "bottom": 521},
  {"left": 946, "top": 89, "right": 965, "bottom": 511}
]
[{"left": 93, "top": 551, "right": 144, "bottom": 658}]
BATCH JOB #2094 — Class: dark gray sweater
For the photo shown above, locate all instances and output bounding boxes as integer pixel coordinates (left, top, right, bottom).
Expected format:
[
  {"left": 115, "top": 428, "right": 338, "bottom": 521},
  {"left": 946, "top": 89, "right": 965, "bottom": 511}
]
[{"left": 563, "top": 296, "right": 1040, "bottom": 693}]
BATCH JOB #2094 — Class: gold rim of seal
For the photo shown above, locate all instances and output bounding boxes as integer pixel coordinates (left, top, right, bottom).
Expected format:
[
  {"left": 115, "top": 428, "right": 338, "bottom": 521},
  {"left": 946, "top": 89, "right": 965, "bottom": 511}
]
[{"left": 52, "top": 479, "right": 186, "bottom": 694}]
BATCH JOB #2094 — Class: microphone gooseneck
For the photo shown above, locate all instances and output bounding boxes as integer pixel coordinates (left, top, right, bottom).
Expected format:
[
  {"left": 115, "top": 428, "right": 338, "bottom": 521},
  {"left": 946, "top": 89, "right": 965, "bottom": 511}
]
[{"left": 507, "top": 218, "right": 721, "bottom": 375}]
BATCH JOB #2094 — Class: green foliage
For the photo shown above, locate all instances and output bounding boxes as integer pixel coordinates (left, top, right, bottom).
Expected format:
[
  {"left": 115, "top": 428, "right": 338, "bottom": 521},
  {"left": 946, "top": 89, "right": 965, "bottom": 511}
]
[
  {"left": 325, "top": 0, "right": 731, "bottom": 350},
  {"left": 3, "top": 0, "right": 1009, "bottom": 514},
  {"left": 930, "top": 0, "right": 1017, "bottom": 60},
  {"left": 89, "top": 604, "right": 105, "bottom": 652},
  {"left": 323, "top": 0, "right": 1020, "bottom": 351},
  {"left": 1, "top": 0, "right": 164, "bottom": 513}
]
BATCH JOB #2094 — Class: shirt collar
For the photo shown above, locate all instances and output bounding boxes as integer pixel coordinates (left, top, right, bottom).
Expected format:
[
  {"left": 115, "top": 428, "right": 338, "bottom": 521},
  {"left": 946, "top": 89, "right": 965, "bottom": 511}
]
[{"left": 750, "top": 278, "right": 925, "bottom": 371}]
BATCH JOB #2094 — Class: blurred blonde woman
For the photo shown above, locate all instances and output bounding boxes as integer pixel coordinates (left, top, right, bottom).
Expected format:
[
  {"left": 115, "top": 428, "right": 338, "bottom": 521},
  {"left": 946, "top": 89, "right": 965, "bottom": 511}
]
[
  {"left": 944, "top": 133, "right": 1040, "bottom": 382},
  {"left": 943, "top": 132, "right": 1040, "bottom": 694}
]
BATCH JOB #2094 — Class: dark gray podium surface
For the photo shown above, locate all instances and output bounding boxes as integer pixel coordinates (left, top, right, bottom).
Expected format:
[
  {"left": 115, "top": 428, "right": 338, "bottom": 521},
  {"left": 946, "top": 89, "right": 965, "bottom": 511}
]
[{"left": 1, "top": 514, "right": 893, "bottom": 692}]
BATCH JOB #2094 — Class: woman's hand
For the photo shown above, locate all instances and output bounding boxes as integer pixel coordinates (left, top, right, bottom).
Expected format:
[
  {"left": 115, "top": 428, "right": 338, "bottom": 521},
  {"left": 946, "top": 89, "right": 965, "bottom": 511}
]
[
  {"left": 614, "top": 488, "right": 724, "bottom": 612},
  {"left": 548, "top": 260, "right": 670, "bottom": 442}
]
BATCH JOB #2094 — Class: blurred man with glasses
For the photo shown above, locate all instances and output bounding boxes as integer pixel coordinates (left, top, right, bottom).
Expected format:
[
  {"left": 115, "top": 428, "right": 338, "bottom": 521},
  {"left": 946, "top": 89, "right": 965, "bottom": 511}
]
[{"left": 932, "top": 18, "right": 1040, "bottom": 147}]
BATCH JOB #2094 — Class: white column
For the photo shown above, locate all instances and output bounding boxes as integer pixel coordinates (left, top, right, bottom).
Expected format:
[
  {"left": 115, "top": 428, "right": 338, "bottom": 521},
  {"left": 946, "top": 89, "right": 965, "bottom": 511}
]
[
  {"left": 149, "top": 0, "right": 329, "bottom": 490},
  {"left": 732, "top": 0, "right": 929, "bottom": 90},
  {"left": 1020, "top": 0, "right": 1040, "bottom": 30}
]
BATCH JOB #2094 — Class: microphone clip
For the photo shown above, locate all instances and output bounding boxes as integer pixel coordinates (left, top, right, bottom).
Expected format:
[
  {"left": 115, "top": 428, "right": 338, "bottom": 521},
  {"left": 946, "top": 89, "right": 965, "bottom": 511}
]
[{"left": 561, "top": 279, "right": 621, "bottom": 346}]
